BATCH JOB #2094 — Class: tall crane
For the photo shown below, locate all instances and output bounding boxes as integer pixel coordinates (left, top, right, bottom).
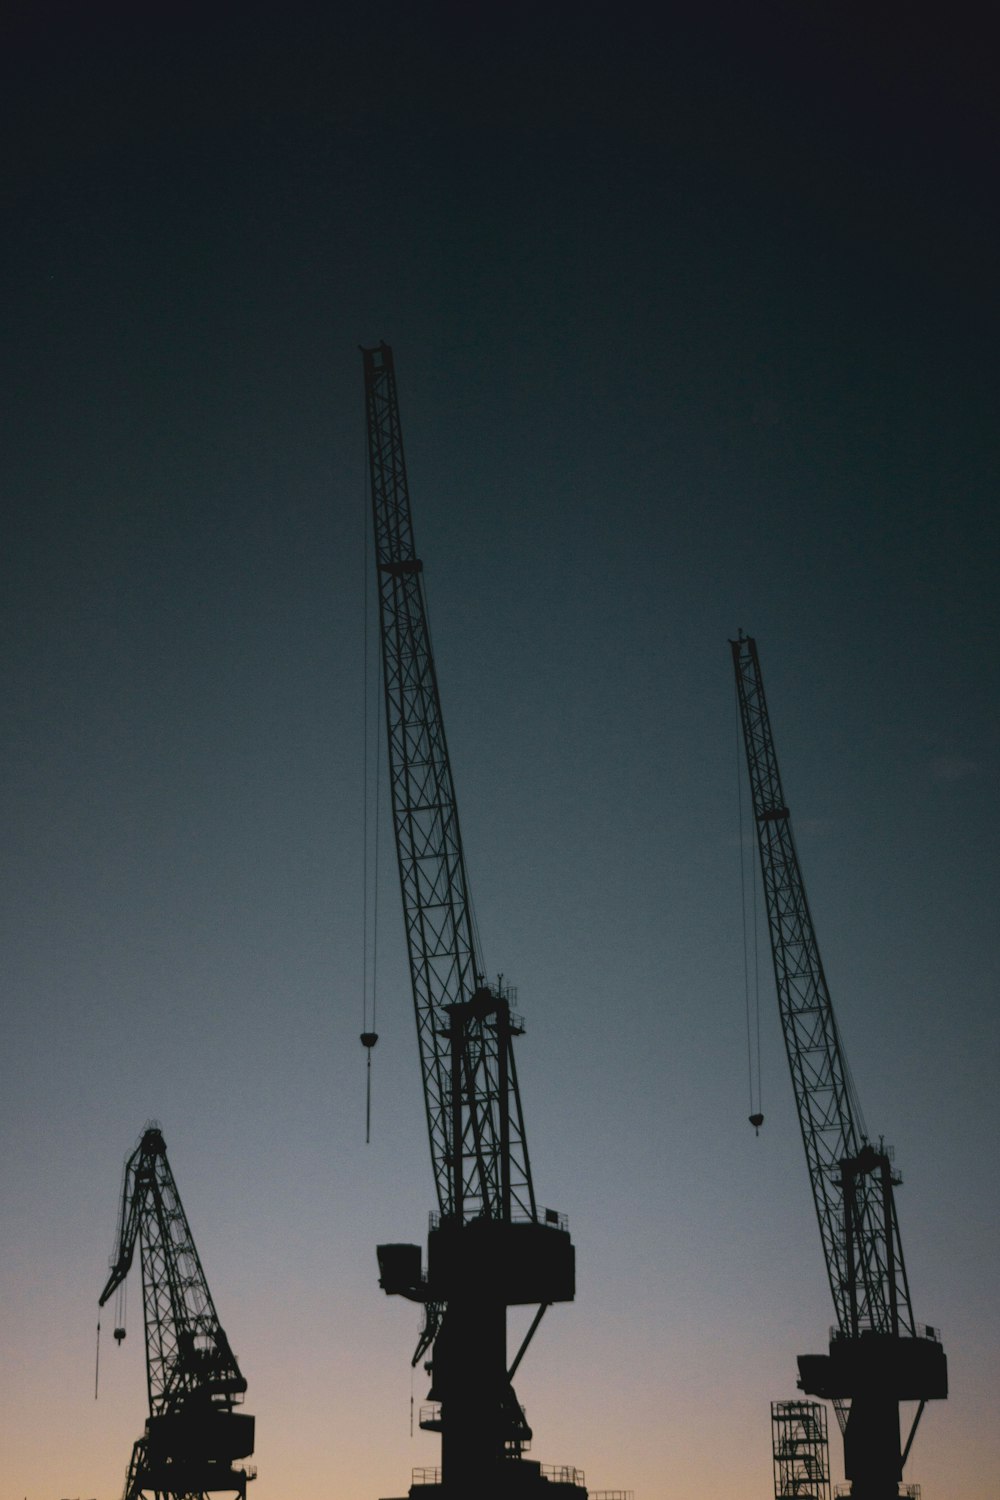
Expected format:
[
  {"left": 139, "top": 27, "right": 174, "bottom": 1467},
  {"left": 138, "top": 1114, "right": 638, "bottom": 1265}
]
[
  {"left": 363, "top": 344, "right": 585, "bottom": 1500},
  {"left": 731, "top": 634, "right": 947, "bottom": 1500},
  {"left": 99, "top": 1125, "right": 255, "bottom": 1500}
]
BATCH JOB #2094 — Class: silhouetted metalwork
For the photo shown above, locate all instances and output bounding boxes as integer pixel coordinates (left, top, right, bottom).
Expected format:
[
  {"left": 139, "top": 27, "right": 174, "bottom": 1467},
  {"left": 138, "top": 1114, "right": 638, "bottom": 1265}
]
[
  {"left": 363, "top": 344, "right": 582, "bottom": 1500},
  {"left": 772, "top": 1401, "right": 831, "bottom": 1500},
  {"left": 732, "top": 634, "right": 946, "bottom": 1500},
  {"left": 99, "top": 1125, "right": 255, "bottom": 1500}
]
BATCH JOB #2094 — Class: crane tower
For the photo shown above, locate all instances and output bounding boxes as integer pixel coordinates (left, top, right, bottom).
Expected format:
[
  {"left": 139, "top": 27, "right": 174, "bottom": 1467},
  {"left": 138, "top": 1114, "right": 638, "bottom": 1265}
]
[
  {"left": 731, "top": 634, "right": 946, "bottom": 1500},
  {"left": 99, "top": 1124, "right": 255, "bottom": 1500},
  {"left": 363, "top": 344, "right": 587, "bottom": 1500}
]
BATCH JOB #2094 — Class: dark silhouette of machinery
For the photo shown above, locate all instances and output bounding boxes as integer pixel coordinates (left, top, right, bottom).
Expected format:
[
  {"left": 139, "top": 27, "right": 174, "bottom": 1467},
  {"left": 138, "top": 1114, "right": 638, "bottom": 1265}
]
[
  {"left": 99, "top": 1125, "right": 255, "bottom": 1500},
  {"left": 731, "top": 634, "right": 946, "bottom": 1500},
  {"left": 363, "top": 344, "right": 586, "bottom": 1500}
]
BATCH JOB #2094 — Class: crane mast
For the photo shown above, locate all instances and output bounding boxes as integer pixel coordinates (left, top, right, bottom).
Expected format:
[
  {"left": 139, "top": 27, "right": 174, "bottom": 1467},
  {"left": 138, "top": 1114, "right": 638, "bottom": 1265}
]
[
  {"left": 731, "top": 634, "right": 946, "bottom": 1500},
  {"left": 99, "top": 1125, "right": 254, "bottom": 1500},
  {"left": 363, "top": 345, "right": 580, "bottom": 1500}
]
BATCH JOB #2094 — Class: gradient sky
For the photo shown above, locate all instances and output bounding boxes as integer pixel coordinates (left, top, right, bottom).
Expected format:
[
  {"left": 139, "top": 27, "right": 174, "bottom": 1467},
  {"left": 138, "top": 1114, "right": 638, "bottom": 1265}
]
[{"left": 2, "top": 6, "right": 998, "bottom": 1499}]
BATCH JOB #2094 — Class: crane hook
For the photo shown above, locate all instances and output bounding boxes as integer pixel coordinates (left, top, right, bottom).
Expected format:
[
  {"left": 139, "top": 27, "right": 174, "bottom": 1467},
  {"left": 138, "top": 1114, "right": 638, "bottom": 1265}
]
[
  {"left": 749, "top": 1113, "right": 764, "bottom": 1135},
  {"left": 361, "top": 1031, "right": 379, "bottom": 1143}
]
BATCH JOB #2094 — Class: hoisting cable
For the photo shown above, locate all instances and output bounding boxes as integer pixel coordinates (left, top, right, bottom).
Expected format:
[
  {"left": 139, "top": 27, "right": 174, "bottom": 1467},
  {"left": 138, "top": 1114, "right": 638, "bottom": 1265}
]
[
  {"left": 737, "top": 679, "right": 764, "bottom": 1134},
  {"left": 360, "top": 448, "right": 379, "bottom": 1139},
  {"left": 751, "top": 808, "right": 762, "bottom": 1122},
  {"left": 95, "top": 1320, "right": 101, "bottom": 1399}
]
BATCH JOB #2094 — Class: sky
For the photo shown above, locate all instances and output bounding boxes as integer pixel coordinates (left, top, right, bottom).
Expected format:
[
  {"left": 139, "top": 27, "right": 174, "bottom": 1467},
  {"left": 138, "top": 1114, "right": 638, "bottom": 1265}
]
[{"left": 2, "top": 4, "right": 998, "bottom": 1498}]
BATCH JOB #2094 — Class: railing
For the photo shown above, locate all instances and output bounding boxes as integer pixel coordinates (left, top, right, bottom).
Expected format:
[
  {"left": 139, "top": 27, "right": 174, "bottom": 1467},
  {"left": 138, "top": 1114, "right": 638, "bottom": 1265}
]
[
  {"left": 417, "top": 1398, "right": 531, "bottom": 1442},
  {"left": 590, "top": 1491, "right": 634, "bottom": 1498},
  {"left": 429, "top": 1206, "right": 569, "bottom": 1232},
  {"left": 829, "top": 1322, "right": 942, "bottom": 1342},
  {"left": 834, "top": 1488, "right": 919, "bottom": 1499},
  {"left": 409, "top": 1461, "right": 588, "bottom": 1488},
  {"left": 488, "top": 979, "right": 518, "bottom": 1009},
  {"left": 541, "top": 1465, "right": 586, "bottom": 1486}
]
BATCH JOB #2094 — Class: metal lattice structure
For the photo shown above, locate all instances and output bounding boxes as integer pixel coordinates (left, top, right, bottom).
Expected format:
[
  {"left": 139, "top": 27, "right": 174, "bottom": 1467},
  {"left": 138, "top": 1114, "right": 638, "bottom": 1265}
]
[
  {"left": 363, "top": 343, "right": 536, "bottom": 1227},
  {"left": 731, "top": 635, "right": 911, "bottom": 1338},
  {"left": 772, "top": 1401, "right": 831, "bottom": 1500},
  {"left": 99, "top": 1125, "right": 253, "bottom": 1500},
  {"left": 363, "top": 344, "right": 580, "bottom": 1498},
  {"left": 732, "top": 634, "right": 946, "bottom": 1499}
]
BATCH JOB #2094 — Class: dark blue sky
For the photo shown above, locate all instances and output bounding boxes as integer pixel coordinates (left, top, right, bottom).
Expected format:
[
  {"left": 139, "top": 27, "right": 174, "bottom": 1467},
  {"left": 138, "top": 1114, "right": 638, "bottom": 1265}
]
[{"left": 2, "top": 6, "right": 997, "bottom": 1497}]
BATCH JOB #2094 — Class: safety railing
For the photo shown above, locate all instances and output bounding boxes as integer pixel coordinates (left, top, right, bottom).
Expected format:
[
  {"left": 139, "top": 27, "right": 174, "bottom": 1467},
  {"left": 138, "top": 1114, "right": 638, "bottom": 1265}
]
[
  {"left": 829, "top": 1322, "right": 941, "bottom": 1342},
  {"left": 429, "top": 1206, "right": 568, "bottom": 1232},
  {"left": 410, "top": 1461, "right": 589, "bottom": 1488},
  {"left": 541, "top": 1464, "right": 586, "bottom": 1486},
  {"left": 834, "top": 1488, "right": 918, "bottom": 1500}
]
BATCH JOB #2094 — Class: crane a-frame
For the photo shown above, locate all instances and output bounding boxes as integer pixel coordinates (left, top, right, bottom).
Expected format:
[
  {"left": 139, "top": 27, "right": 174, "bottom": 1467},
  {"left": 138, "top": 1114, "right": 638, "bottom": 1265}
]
[
  {"left": 363, "top": 344, "right": 585, "bottom": 1500},
  {"left": 99, "top": 1124, "right": 255, "bottom": 1500},
  {"left": 731, "top": 634, "right": 946, "bottom": 1500}
]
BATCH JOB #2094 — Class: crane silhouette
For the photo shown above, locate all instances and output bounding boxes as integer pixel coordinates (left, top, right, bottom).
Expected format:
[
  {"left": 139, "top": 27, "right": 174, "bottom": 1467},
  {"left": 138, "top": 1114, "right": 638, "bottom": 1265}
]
[
  {"left": 99, "top": 1125, "right": 254, "bottom": 1500},
  {"left": 732, "top": 634, "right": 946, "bottom": 1499},
  {"left": 363, "top": 345, "right": 586, "bottom": 1500}
]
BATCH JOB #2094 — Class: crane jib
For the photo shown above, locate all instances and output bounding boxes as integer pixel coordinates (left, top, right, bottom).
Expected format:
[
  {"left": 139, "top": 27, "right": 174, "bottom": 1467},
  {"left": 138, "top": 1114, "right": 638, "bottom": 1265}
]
[
  {"left": 363, "top": 342, "right": 540, "bottom": 1227},
  {"left": 731, "top": 634, "right": 910, "bottom": 1339}
]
